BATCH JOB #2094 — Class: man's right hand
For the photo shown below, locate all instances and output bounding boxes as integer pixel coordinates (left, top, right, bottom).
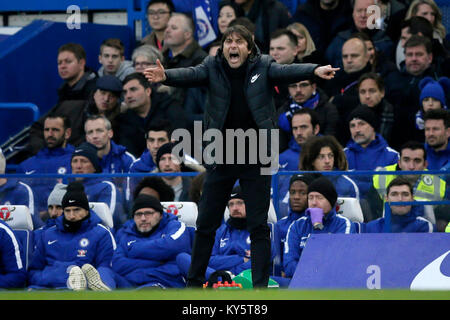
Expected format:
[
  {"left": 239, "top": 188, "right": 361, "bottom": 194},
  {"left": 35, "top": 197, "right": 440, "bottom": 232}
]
[{"left": 144, "top": 59, "right": 166, "bottom": 83}]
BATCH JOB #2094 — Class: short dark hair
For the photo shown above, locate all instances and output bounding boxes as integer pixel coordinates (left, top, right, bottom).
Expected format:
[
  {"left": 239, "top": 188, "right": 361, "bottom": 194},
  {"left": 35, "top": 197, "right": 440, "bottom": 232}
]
[
  {"left": 357, "top": 72, "right": 385, "bottom": 92},
  {"left": 145, "top": 119, "right": 173, "bottom": 139},
  {"left": 399, "top": 141, "right": 427, "bottom": 161},
  {"left": 404, "top": 35, "right": 432, "bottom": 54},
  {"left": 386, "top": 176, "right": 413, "bottom": 196},
  {"left": 123, "top": 72, "right": 151, "bottom": 89},
  {"left": 45, "top": 113, "right": 71, "bottom": 130},
  {"left": 423, "top": 109, "right": 450, "bottom": 128},
  {"left": 219, "top": 0, "right": 245, "bottom": 20},
  {"left": 133, "top": 176, "right": 175, "bottom": 201},
  {"left": 228, "top": 17, "right": 256, "bottom": 35},
  {"left": 401, "top": 16, "right": 434, "bottom": 40},
  {"left": 58, "top": 43, "right": 86, "bottom": 61},
  {"left": 290, "top": 108, "right": 320, "bottom": 130},
  {"left": 221, "top": 25, "right": 256, "bottom": 57},
  {"left": 270, "top": 29, "right": 298, "bottom": 48},
  {"left": 146, "top": 0, "right": 175, "bottom": 12}
]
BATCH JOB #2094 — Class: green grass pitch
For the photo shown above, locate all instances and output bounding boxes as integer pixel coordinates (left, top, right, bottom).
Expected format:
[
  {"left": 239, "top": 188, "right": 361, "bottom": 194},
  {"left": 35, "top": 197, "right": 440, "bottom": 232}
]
[{"left": 0, "top": 289, "right": 449, "bottom": 300}]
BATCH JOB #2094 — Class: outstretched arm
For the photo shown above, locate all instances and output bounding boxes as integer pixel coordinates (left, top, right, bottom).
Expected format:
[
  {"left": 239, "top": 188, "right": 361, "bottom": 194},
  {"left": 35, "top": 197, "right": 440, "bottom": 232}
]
[
  {"left": 314, "top": 65, "right": 340, "bottom": 80},
  {"left": 143, "top": 59, "right": 166, "bottom": 83}
]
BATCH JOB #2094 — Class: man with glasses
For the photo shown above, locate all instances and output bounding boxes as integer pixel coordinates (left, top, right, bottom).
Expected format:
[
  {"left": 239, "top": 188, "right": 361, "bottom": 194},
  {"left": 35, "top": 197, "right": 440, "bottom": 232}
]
[
  {"left": 141, "top": 0, "right": 175, "bottom": 51},
  {"left": 112, "top": 194, "right": 191, "bottom": 288}
]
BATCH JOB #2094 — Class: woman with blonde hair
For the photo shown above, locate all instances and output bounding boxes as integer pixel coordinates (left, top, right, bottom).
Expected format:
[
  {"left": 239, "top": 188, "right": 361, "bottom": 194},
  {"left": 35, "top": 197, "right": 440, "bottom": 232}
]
[
  {"left": 405, "top": 0, "right": 446, "bottom": 42},
  {"left": 286, "top": 22, "right": 316, "bottom": 61}
]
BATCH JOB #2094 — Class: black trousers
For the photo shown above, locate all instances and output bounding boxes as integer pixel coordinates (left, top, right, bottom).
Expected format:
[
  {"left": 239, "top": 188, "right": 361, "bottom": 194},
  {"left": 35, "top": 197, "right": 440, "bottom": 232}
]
[{"left": 187, "top": 164, "right": 272, "bottom": 288}]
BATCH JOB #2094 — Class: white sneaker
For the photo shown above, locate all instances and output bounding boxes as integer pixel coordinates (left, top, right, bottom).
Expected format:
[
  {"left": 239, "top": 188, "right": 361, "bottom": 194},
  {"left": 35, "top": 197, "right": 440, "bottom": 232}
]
[
  {"left": 81, "top": 264, "right": 111, "bottom": 291},
  {"left": 67, "top": 266, "right": 87, "bottom": 291}
]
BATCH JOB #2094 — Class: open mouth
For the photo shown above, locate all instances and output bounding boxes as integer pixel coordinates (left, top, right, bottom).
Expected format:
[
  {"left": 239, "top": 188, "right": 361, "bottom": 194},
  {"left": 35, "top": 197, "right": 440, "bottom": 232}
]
[{"left": 229, "top": 53, "right": 240, "bottom": 63}]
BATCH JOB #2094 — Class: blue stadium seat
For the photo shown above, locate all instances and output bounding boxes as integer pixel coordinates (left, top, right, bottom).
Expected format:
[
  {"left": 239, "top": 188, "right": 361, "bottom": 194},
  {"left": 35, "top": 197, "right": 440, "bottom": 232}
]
[
  {"left": 1, "top": 204, "right": 34, "bottom": 269},
  {"left": 162, "top": 201, "right": 198, "bottom": 248}
]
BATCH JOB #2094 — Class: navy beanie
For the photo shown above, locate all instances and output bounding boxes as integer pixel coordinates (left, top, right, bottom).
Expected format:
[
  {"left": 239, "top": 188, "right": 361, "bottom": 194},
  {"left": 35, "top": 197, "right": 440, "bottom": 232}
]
[
  {"left": 72, "top": 142, "right": 102, "bottom": 173},
  {"left": 132, "top": 194, "right": 164, "bottom": 215},
  {"left": 348, "top": 105, "right": 379, "bottom": 131},
  {"left": 61, "top": 181, "right": 90, "bottom": 211}
]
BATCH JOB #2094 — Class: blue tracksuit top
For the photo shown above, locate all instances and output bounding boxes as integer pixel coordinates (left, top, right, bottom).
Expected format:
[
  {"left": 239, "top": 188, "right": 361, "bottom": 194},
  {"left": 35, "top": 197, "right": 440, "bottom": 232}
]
[
  {"left": 344, "top": 134, "right": 399, "bottom": 198},
  {"left": 274, "top": 206, "right": 306, "bottom": 271},
  {"left": 100, "top": 141, "right": 136, "bottom": 173},
  {"left": 17, "top": 145, "right": 75, "bottom": 175},
  {"left": 27, "top": 212, "right": 116, "bottom": 289},
  {"left": 112, "top": 212, "right": 191, "bottom": 288},
  {"left": 425, "top": 140, "right": 450, "bottom": 170},
  {"left": 0, "top": 220, "right": 26, "bottom": 288},
  {"left": 79, "top": 177, "right": 126, "bottom": 228},
  {"left": 358, "top": 206, "right": 435, "bottom": 233},
  {"left": 283, "top": 209, "right": 355, "bottom": 277},
  {"left": 129, "top": 149, "right": 157, "bottom": 173},
  {"left": 17, "top": 145, "right": 74, "bottom": 215},
  {"left": 278, "top": 138, "right": 302, "bottom": 172},
  {"left": 33, "top": 218, "right": 57, "bottom": 249}
]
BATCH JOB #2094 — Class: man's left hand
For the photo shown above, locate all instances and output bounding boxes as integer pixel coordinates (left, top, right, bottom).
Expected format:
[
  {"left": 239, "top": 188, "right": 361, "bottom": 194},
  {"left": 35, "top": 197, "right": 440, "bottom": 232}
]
[{"left": 314, "top": 65, "right": 340, "bottom": 80}]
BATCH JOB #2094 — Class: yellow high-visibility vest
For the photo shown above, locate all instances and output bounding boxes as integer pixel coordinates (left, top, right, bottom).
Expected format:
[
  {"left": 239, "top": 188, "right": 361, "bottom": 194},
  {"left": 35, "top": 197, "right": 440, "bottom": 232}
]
[{"left": 373, "top": 164, "right": 446, "bottom": 201}]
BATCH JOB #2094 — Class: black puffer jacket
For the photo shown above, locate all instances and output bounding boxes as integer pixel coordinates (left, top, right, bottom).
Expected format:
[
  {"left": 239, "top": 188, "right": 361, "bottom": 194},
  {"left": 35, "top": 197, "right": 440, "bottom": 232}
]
[{"left": 164, "top": 49, "right": 318, "bottom": 134}]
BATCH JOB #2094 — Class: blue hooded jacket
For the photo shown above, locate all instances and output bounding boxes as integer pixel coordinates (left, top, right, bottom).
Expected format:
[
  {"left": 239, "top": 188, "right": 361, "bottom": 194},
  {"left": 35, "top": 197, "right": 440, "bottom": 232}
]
[
  {"left": 425, "top": 140, "right": 450, "bottom": 170},
  {"left": 28, "top": 212, "right": 116, "bottom": 289},
  {"left": 112, "top": 212, "right": 191, "bottom": 288},
  {"left": 344, "top": 134, "right": 399, "bottom": 198},
  {"left": 358, "top": 206, "right": 435, "bottom": 233},
  {"left": 0, "top": 220, "right": 27, "bottom": 288},
  {"left": 99, "top": 141, "right": 135, "bottom": 173},
  {"left": 283, "top": 208, "right": 355, "bottom": 277}
]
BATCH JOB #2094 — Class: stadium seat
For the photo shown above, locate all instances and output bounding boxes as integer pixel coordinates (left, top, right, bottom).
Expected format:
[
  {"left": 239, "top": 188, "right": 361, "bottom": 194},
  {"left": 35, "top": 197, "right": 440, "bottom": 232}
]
[
  {"left": 336, "top": 197, "right": 364, "bottom": 222},
  {"left": 224, "top": 200, "right": 278, "bottom": 224},
  {"left": 89, "top": 202, "right": 114, "bottom": 229},
  {"left": 162, "top": 201, "right": 198, "bottom": 247},
  {"left": 0, "top": 205, "right": 34, "bottom": 269}
]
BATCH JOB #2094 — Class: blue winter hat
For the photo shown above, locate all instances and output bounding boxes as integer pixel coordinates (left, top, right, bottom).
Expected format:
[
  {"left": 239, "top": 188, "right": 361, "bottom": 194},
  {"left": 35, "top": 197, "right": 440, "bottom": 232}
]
[
  {"left": 419, "top": 76, "right": 449, "bottom": 108},
  {"left": 96, "top": 75, "right": 123, "bottom": 96},
  {"left": 72, "top": 142, "right": 102, "bottom": 173}
]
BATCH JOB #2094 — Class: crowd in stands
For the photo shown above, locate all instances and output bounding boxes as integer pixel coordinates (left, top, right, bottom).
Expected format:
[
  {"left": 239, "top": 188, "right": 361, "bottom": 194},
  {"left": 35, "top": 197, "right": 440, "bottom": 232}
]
[{"left": 1, "top": 0, "right": 450, "bottom": 290}]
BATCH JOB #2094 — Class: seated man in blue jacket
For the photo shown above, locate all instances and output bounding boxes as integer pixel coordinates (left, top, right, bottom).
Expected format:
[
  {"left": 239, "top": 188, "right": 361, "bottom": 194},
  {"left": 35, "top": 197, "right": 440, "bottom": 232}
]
[
  {"left": 0, "top": 219, "right": 27, "bottom": 289},
  {"left": 71, "top": 142, "right": 126, "bottom": 229},
  {"left": 274, "top": 173, "right": 316, "bottom": 277},
  {"left": 28, "top": 181, "right": 117, "bottom": 291},
  {"left": 17, "top": 114, "right": 74, "bottom": 226},
  {"left": 33, "top": 183, "right": 67, "bottom": 247},
  {"left": 357, "top": 177, "right": 435, "bottom": 233},
  {"left": 112, "top": 194, "right": 191, "bottom": 288},
  {"left": 283, "top": 176, "right": 356, "bottom": 278}
]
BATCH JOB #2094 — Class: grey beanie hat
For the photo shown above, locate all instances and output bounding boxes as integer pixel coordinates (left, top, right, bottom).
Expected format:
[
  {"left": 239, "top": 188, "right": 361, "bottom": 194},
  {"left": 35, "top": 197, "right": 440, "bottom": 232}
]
[{"left": 47, "top": 183, "right": 67, "bottom": 207}]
